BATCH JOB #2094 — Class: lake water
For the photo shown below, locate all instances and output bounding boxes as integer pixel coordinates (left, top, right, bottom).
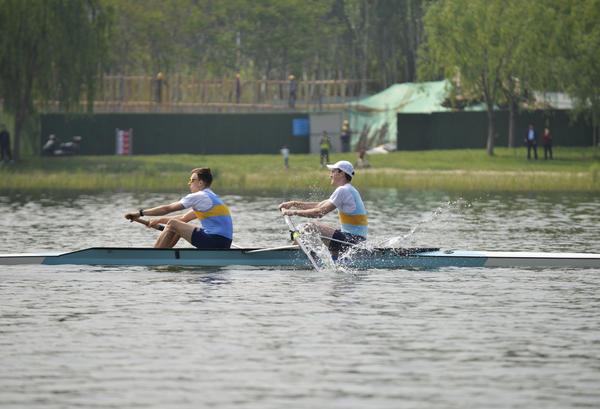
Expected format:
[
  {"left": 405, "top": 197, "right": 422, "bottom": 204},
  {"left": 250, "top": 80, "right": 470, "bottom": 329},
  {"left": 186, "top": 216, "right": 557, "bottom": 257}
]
[{"left": 1, "top": 190, "right": 599, "bottom": 408}]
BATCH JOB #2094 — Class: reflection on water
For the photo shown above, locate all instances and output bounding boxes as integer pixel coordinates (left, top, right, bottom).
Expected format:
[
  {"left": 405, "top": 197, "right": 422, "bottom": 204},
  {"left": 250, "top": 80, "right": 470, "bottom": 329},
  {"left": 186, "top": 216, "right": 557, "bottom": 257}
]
[{"left": 1, "top": 190, "right": 599, "bottom": 408}]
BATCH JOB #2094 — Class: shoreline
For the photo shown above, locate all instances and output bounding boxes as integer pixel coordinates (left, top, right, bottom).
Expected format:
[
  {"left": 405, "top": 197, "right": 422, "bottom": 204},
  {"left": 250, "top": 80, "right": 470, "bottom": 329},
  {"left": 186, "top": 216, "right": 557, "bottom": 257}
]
[{"left": 0, "top": 149, "right": 598, "bottom": 193}]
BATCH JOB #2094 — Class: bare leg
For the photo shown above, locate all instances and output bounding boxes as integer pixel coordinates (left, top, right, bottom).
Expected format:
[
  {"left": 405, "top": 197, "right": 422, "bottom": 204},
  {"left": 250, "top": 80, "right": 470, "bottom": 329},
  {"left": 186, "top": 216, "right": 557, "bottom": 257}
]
[
  {"left": 154, "top": 228, "right": 180, "bottom": 248},
  {"left": 154, "top": 219, "right": 197, "bottom": 248}
]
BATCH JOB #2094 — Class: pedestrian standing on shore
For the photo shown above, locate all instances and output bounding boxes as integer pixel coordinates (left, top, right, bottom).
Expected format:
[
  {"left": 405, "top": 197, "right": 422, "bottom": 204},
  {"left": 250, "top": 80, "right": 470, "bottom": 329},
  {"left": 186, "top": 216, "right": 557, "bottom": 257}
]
[
  {"left": 280, "top": 145, "right": 290, "bottom": 169},
  {"left": 340, "top": 120, "right": 351, "bottom": 153},
  {"left": 320, "top": 132, "right": 331, "bottom": 167},
  {"left": 525, "top": 124, "right": 538, "bottom": 160},
  {"left": 542, "top": 127, "right": 553, "bottom": 160}
]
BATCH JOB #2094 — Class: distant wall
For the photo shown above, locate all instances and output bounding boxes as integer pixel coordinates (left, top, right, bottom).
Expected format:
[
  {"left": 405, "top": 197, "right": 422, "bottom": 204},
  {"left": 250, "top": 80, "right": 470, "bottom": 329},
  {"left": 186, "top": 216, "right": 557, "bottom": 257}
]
[
  {"left": 40, "top": 113, "right": 310, "bottom": 155},
  {"left": 309, "top": 112, "right": 343, "bottom": 154},
  {"left": 397, "top": 110, "right": 594, "bottom": 150}
]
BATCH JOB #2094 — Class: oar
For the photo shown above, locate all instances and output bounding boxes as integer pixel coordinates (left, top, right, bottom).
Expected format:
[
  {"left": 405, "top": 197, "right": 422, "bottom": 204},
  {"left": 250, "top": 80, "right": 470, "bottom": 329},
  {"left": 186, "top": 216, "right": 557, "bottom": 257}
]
[
  {"left": 283, "top": 214, "right": 323, "bottom": 271},
  {"left": 245, "top": 244, "right": 300, "bottom": 254},
  {"left": 130, "top": 217, "right": 165, "bottom": 231}
]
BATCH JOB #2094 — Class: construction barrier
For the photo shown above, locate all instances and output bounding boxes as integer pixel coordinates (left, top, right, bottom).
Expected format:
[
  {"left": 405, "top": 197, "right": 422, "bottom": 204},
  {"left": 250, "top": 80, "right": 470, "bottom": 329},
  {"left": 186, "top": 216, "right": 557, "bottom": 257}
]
[{"left": 41, "top": 113, "right": 310, "bottom": 155}]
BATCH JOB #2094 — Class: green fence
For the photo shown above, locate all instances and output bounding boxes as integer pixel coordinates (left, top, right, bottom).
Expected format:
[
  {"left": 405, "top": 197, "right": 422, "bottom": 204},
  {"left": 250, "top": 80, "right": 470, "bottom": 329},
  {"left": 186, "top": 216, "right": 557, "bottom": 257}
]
[
  {"left": 397, "top": 110, "right": 594, "bottom": 150},
  {"left": 40, "top": 113, "right": 310, "bottom": 155}
]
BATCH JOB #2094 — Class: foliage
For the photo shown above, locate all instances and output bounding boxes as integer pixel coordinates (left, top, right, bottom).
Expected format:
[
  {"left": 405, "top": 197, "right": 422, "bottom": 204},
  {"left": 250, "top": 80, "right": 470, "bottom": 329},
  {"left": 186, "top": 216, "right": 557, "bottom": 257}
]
[
  {"left": 101, "top": 0, "right": 425, "bottom": 89},
  {"left": 2, "top": 0, "right": 599, "bottom": 160},
  {"left": 551, "top": 0, "right": 600, "bottom": 146},
  {"left": 0, "top": 0, "right": 111, "bottom": 160},
  {"left": 419, "top": 0, "right": 532, "bottom": 155},
  {"left": 419, "top": 0, "right": 600, "bottom": 153}
]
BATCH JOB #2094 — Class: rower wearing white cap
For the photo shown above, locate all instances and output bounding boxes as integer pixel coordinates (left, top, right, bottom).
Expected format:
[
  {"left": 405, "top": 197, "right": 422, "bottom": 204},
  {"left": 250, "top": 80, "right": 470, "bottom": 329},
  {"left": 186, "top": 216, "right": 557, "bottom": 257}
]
[{"left": 278, "top": 160, "right": 367, "bottom": 257}]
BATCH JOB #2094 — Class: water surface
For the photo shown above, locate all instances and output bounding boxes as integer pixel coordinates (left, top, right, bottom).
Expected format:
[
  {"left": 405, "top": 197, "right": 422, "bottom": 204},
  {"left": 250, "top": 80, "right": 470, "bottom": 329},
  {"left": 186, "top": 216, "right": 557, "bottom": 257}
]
[{"left": 1, "top": 190, "right": 599, "bottom": 408}]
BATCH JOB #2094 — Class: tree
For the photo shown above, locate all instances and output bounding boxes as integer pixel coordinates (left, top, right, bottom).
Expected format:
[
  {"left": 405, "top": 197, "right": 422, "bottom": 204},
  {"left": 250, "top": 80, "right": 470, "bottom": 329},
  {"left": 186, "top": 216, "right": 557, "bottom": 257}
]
[
  {"left": 0, "top": 0, "right": 111, "bottom": 160},
  {"left": 501, "top": 2, "right": 559, "bottom": 148},
  {"left": 370, "top": 0, "right": 424, "bottom": 87},
  {"left": 103, "top": 0, "right": 426, "bottom": 90},
  {"left": 420, "top": 0, "right": 528, "bottom": 155},
  {"left": 552, "top": 0, "right": 600, "bottom": 149}
]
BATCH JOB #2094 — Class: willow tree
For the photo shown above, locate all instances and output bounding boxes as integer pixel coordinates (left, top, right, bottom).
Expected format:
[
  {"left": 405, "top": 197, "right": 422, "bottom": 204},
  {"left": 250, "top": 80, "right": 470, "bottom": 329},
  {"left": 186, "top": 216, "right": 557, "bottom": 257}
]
[
  {"left": 0, "top": 0, "right": 111, "bottom": 160},
  {"left": 420, "top": 0, "right": 528, "bottom": 155}
]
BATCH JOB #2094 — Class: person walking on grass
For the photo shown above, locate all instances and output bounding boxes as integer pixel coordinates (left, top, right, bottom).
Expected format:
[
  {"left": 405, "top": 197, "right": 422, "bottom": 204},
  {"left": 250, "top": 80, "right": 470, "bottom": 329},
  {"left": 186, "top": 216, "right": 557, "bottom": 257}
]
[
  {"left": 125, "top": 168, "right": 233, "bottom": 249},
  {"left": 279, "top": 160, "right": 367, "bottom": 258}
]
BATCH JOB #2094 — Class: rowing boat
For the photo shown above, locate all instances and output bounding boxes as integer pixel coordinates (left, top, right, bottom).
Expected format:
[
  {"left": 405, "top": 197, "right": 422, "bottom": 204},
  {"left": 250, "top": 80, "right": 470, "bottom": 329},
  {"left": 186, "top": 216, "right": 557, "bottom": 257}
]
[{"left": 1, "top": 247, "right": 599, "bottom": 269}]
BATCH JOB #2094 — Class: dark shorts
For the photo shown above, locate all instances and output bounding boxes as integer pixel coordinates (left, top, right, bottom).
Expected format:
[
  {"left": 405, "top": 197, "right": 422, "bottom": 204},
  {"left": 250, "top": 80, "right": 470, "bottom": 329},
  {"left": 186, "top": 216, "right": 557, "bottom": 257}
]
[
  {"left": 191, "top": 228, "right": 232, "bottom": 249},
  {"left": 328, "top": 230, "right": 366, "bottom": 254}
]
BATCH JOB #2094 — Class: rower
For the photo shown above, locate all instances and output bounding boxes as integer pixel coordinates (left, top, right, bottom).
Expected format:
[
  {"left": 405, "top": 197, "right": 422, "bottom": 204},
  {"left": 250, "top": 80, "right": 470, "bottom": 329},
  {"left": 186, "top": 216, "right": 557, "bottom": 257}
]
[
  {"left": 124, "top": 168, "right": 233, "bottom": 249},
  {"left": 278, "top": 160, "right": 367, "bottom": 258}
]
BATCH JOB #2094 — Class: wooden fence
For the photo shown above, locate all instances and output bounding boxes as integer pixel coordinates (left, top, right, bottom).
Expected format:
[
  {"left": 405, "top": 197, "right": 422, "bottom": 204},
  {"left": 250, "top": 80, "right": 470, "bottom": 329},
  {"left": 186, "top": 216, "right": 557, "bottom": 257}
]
[{"left": 44, "top": 75, "right": 370, "bottom": 113}]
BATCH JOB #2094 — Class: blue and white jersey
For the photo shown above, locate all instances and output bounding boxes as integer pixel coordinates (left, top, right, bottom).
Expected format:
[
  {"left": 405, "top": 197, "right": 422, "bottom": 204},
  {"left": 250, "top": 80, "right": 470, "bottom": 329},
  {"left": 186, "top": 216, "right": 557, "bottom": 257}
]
[
  {"left": 328, "top": 183, "right": 368, "bottom": 237},
  {"left": 180, "top": 188, "right": 233, "bottom": 239}
]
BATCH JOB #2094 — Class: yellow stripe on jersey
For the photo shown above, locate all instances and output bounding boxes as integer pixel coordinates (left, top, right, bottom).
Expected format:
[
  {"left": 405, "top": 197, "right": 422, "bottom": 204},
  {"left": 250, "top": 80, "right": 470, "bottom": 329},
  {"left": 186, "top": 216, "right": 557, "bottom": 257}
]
[
  {"left": 194, "top": 204, "right": 231, "bottom": 220},
  {"left": 339, "top": 212, "right": 368, "bottom": 226}
]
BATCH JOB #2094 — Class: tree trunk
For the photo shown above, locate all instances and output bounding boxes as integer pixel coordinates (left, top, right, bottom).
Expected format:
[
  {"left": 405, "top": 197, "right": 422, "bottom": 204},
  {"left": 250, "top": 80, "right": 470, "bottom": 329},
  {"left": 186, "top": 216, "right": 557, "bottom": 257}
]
[
  {"left": 12, "top": 105, "right": 30, "bottom": 162},
  {"left": 594, "top": 119, "right": 599, "bottom": 158},
  {"left": 486, "top": 106, "right": 495, "bottom": 156},
  {"left": 508, "top": 99, "right": 516, "bottom": 148},
  {"left": 360, "top": 0, "right": 369, "bottom": 95}
]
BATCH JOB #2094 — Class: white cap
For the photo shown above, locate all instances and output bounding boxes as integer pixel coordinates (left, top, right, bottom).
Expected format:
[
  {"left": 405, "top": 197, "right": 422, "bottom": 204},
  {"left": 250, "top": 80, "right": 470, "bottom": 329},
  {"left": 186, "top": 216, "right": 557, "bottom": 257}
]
[{"left": 326, "top": 160, "right": 355, "bottom": 177}]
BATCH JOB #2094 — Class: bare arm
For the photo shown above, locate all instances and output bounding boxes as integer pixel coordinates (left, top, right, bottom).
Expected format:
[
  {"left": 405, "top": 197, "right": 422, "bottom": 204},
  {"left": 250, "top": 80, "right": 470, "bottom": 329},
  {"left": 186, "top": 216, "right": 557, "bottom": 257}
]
[
  {"left": 281, "top": 200, "right": 336, "bottom": 218},
  {"left": 278, "top": 200, "right": 322, "bottom": 210},
  {"left": 180, "top": 210, "right": 197, "bottom": 222},
  {"left": 125, "top": 201, "right": 185, "bottom": 221},
  {"left": 147, "top": 209, "right": 195, "bottom": 227}
]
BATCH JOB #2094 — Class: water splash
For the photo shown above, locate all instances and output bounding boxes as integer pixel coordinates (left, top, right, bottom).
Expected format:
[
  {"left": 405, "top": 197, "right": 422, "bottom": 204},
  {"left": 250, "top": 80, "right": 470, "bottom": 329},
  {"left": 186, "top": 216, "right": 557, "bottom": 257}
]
[
  {"left": 335, "top": 239, "right": 373, "bottom": 273},
  {"left": 296, "top": 223, "right": 336, "bottom": 270},
  {"left": 329, "top": 200, "right": 471, "bottom": 273},
  {"left": 381, "top": 198, "right": 470, "bottom": 248}
]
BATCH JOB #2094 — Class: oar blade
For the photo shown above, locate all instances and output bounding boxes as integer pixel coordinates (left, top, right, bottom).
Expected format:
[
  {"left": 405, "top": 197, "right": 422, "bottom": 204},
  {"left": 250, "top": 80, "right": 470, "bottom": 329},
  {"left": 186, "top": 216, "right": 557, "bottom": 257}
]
[{"left": 283, "top": 215, "right": 329, "bottom": 271}]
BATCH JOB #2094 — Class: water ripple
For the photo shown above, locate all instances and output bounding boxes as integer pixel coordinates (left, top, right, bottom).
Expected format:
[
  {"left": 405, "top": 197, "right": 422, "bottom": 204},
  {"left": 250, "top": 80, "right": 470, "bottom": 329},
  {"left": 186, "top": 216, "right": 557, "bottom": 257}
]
[{"left": 0, "top": 191, "right": 599, "bottom": 408}]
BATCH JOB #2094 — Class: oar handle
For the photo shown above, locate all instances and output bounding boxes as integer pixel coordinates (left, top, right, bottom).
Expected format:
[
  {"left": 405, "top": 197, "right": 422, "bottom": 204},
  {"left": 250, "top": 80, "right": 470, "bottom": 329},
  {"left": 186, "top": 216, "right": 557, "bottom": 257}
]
[{"left": 131, "top": 217, "right": 165, "bottom": 231}]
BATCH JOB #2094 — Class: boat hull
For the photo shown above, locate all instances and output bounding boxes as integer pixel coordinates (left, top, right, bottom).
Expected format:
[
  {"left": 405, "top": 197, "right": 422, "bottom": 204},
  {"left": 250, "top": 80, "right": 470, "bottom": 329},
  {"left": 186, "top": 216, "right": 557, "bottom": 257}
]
[{"left": 1, "top": 247, "right": 600, "bottom": 269}]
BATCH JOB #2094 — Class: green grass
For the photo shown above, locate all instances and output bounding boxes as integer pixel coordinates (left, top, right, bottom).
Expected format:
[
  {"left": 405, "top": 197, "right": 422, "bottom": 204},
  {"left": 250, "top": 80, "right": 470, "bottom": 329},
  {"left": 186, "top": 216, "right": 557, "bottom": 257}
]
[{"left": 1, "top": 147, "right": 599, "bottom": 193}]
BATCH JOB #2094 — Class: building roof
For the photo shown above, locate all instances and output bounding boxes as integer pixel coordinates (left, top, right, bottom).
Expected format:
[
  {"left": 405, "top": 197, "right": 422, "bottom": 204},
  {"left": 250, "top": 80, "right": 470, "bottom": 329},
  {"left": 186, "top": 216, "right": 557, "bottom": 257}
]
[{"left": 348, "top": 80, "right": 452, "bottom": 113}]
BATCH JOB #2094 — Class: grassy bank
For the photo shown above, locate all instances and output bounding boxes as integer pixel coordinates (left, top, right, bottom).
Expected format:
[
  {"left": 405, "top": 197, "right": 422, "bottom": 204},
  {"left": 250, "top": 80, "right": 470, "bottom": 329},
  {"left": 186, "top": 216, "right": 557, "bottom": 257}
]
[{"left": 0, "top": 148, "right": 599, "bottom": 193}]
